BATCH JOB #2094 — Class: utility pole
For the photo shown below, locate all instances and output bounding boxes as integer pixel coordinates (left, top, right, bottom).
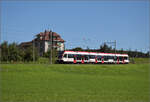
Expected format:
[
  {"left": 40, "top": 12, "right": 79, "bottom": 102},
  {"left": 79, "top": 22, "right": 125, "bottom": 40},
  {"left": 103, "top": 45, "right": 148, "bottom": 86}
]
[
  {"left": 33, "top": 37, "right": 35, "bottom": 63},
  {"left": 104, "top": 40, "right": 116, "bottom": 64},
  {"left": 0, "top": 27, "right": 2, "bottom": 63},
  {"left": 0, "top": 11, "right": 1, "bottom": 63},
  {"left": 115, "top": 40, "right": 117, "bottom": 64},
  {"left": 50, "top": 30, "right": 53, "bottom": 64}
]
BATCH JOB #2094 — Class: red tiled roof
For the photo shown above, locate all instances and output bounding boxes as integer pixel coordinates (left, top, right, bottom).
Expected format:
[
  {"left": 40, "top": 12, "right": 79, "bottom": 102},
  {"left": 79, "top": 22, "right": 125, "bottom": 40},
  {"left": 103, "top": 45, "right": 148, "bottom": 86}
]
[{"left": 36, "top": 30, "right": 64, "bottom": 42}]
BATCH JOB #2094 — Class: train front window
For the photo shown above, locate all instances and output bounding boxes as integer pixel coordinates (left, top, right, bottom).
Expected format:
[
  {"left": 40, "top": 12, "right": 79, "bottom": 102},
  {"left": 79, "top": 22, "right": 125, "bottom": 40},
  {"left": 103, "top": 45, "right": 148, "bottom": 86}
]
[{"left": 63, "top": 54, "right": 67, "bottom": 58}]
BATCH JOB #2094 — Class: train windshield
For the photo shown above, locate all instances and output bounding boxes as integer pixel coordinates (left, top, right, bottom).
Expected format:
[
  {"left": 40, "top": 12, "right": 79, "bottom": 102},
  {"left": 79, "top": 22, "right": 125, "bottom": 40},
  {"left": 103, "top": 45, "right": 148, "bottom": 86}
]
[
  {"left": 63, "top": 54, "right": 67, "bottom": 58},
  {"left": 124, "top": 57, "right": 128, "bottom": 60}
]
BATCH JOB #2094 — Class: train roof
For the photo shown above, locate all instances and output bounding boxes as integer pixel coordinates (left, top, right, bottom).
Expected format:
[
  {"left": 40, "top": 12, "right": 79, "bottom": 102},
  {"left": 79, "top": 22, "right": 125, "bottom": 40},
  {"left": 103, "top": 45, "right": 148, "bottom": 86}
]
[{"left": 64, "top": 50, "right": 128, "bottom": 56}]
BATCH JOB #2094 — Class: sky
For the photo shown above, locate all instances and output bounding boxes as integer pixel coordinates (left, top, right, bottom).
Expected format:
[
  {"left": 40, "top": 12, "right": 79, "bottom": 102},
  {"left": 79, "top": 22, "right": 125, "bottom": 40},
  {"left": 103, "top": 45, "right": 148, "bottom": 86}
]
[{"left": 0, "top": 0, "right": 150, "bottom": 52}]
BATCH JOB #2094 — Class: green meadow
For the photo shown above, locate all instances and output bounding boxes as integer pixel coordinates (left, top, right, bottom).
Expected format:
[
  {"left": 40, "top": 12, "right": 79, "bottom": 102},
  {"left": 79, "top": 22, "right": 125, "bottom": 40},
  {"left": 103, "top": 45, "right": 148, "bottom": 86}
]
[{"left": 0, "top": 58, "right": 150, "bottom": 102}]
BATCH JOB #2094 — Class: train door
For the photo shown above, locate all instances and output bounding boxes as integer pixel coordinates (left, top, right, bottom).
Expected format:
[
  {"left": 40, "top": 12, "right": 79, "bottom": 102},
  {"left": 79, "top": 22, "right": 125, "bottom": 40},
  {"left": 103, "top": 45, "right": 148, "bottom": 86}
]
[
  {"left": 117, "top": 57, "right": 119, "bottom": 64},
  {"left": 102, "top": 56, "right": 104, "bottom": 64},
  {"left": 73, "top": 55, "right": 77, "bottom": 64},
  {"left": 84, "top": 55, "right": 89, "bottom": 63},
  {"left": 97, "top": 56, "right": 101, "bottom": 63},
  {"left": 81, "top": 55, "right": 84, "bottom": 64},
  {"left": 122, "top": 57, "right": 125, "bottom": 64},
  {"left": 76, "top": 55, "right": 82, "bottom": 63},
  {"left": 95, "top": 56, "right": 97, "bottom": 64}
]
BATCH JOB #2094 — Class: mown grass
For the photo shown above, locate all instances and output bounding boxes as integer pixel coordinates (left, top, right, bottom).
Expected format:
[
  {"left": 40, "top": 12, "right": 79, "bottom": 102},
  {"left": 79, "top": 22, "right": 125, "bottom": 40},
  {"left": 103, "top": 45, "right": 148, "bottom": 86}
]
[{"left": 0, "top": 63, "right": 150, "bottom": 102}]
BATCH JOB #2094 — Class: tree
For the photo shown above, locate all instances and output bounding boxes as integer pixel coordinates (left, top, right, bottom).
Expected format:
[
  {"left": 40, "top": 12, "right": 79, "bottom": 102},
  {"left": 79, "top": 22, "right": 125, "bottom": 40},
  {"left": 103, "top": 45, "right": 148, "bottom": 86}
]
[
  {"left": 120, "top": 48, "right": 124, "bottom": 54},
  {"left": 72, "top": 47, "right": 83, "bottom": 51},
  {"left": 100, "top": 43, "right": 112, "bottom": 53},
  {"left": 43, "top": 50, "right": 51, "bottom": 58},
  {"left": 1, "top": 41, "right": 25, "bottom": 62},
  {"left": 1, "top": 41, "right": 9, "bottom": 61},
  {"left": 23, "top": 45, "right": 39, "bottom": 62},
  {"left": 8, "top": 42, "right": 21, "bottom": 62},
  {"left": 43, "top": 49, "right": 58, "bottom": 64},
  {"left": 146, "top": 51, "right": 150, "bottom": 57}
]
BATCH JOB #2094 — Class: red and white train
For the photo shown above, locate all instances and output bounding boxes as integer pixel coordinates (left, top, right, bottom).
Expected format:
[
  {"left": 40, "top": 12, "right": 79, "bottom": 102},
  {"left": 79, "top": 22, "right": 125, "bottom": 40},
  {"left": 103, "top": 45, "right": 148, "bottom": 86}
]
[{"left": 57, "top": 50, "right": 129, "bottom": 64}]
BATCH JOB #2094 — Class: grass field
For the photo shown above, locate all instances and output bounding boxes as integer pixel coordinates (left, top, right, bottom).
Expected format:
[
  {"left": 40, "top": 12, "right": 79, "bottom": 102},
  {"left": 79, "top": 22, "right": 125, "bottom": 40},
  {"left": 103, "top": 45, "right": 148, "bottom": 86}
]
[{"left": 0, "top": 61, "right": 150, "bottom": 102}]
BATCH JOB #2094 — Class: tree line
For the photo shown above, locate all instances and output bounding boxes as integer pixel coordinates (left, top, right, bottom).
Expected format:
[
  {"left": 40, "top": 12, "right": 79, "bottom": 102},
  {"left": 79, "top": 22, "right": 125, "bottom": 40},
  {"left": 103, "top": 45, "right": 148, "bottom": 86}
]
[
  {"left": 70, "top": 43, "right": 150, "bottom": 58},
  {"left": 0, "top": 41, "right": 149, "bottom": 63},
  {"left": 0, "top": 41, "right": 58, "bottom": 63},
  {"left": 0, "top": 41, "right": 39, "bottom": 62}
]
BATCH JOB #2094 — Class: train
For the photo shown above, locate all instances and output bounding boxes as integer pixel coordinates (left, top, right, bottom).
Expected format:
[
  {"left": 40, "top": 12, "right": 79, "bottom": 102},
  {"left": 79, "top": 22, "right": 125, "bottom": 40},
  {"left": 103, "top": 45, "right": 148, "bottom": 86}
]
[{"left": 57, "top": 50, "right": 129, "bottom": 64}]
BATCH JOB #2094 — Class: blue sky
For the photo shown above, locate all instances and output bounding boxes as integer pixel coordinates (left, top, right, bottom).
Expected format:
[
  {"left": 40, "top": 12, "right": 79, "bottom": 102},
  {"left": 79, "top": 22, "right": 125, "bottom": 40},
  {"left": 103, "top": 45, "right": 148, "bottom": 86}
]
[{"left": 1, "top": 1, "right": 149, "bottom": 52}]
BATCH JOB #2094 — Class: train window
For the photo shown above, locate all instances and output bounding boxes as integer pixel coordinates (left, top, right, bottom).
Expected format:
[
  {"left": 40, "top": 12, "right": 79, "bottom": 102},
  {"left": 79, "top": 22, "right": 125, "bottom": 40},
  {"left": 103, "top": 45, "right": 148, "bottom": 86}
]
[
  {"left": 124, "top": 57, "right": 128, "bottom": 60},
  {"left": 114, "top": 56, "right": 117, "bottom": 61},
  {"left": 81, "top": 56, "right": 84, "bottom": 60},
  {"left": 68, "top": 54, "right": 74, "bottom": 58},
  {"left": 77, "top": 55, "right": 82, "bottom": 60},
  {"left": 104, "top": 56, "right": 108, "bottom": 61},
  {"left": 89, "top": 55, "right": 95, "bottom": 59},
  {"left": 119, "top": 57, "right": 123, "bottom": 61},
  {"left": 84, "top": 55, "right": 89, "bottom": 60},
  {"left": 63, "top": 54, "right": 67, "bottom": 58},
  {"left": 111, "top": 56, "right": 114, "bottom": 59},
  {"left": 97, "top": 56, "right": 101, "bottom": 60},
  {"left": 107, "top": 56, "right": 114, "bottom": 59},
  {"left": 73, "top": 55, "right": 76, "bottom": 57}
]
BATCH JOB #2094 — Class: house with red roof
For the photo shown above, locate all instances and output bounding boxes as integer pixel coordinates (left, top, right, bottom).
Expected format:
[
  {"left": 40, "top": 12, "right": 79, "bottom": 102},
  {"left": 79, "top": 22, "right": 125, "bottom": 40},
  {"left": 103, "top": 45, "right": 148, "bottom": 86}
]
[{"left": 20, "top": 30, "right": 65, "bottom": 56}]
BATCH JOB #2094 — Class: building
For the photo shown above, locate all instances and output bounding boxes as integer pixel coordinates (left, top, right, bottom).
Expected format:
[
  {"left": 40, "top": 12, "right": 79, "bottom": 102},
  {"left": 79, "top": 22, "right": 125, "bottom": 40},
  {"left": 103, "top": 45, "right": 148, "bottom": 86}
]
[{"left": 20, "top": 30, "right": 65, "bottom": 56}]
